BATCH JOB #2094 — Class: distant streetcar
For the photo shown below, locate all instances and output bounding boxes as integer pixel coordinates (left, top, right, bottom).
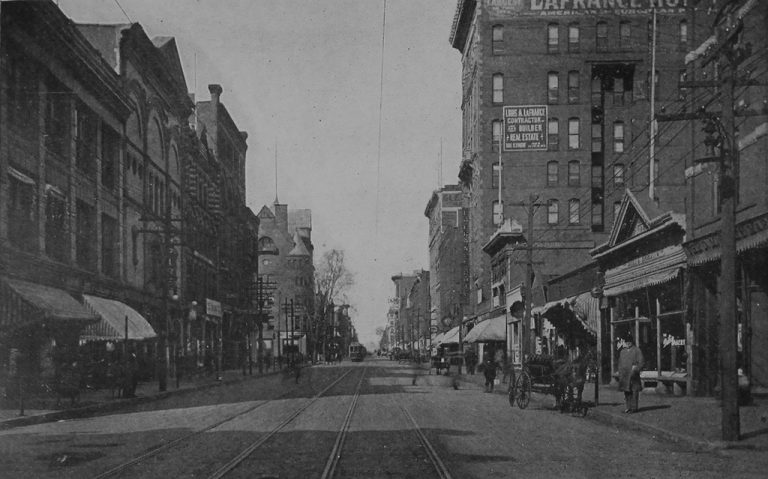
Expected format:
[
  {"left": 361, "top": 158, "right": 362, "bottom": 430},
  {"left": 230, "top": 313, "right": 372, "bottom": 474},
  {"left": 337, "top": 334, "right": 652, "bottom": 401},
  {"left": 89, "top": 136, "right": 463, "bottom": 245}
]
[{"left": 349, "top": 342, "right": 366, "bottom": 362}]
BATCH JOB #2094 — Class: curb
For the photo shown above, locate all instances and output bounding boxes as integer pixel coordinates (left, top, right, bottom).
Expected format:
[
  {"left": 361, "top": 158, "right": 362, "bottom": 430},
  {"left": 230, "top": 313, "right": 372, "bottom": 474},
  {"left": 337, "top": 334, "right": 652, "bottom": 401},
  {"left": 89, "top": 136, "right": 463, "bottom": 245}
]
[{"left": 0, "top": 369, "right": 279, "bottom": 431}]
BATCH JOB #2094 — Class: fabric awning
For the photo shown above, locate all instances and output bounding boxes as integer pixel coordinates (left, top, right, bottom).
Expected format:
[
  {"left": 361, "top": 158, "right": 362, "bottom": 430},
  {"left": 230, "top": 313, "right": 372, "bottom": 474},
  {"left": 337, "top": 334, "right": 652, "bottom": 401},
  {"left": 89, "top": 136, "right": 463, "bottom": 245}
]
[
  {"left": 603, "top": 245, "right": 685, "bottom": 297},
  {"left": 80, "top": 294, "right": 157, "bottom": 341},
  {"left": 566, "top": 292, "right": 600, "bottom": 336},
  {"left": 440, "top": 326, "right": 460, "bottom": 345},
  {"left": 464, "top": 315, "right": 506, "bottom": 343},
  {"left": 432, "top": 332, "right": 445, "bottom": 346},
  {"left": 1, "top": 277, "right": 98, "bottom": 329}
]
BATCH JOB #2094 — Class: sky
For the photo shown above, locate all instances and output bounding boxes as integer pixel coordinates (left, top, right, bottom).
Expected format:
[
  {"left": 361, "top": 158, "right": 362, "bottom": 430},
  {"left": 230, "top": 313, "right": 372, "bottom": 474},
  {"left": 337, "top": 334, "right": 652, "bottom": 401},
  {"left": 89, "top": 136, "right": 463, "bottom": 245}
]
[{"left": 57, "top": 0, "right": 463, "bottom": 348}]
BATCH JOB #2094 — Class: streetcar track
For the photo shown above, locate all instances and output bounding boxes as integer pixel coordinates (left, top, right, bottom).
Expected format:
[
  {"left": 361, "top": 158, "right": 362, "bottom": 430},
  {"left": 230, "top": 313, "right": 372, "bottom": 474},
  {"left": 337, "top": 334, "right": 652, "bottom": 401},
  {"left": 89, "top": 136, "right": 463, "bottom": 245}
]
[
  {"left": 320, "top": 366, "right": 368, "bottom": 479},
  {"left": 400, "top": 405, "right": 453, "bottom": 479},
  {"left": 92, "top": 368, "right": 353, "bottom": 479},
  {"left": 207, "top": 367, "right": 364, "bottom": 479}
]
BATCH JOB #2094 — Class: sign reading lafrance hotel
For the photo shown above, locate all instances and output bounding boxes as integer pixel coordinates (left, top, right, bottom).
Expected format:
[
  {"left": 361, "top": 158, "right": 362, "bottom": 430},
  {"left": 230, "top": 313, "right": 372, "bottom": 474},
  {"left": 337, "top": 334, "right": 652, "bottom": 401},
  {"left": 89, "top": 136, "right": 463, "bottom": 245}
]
[
  {"left": 488, "top": 0, "right": 687, "bottom": 17},
  {"left": 504, "top": 105, "right": 547, "bottom": 151}
]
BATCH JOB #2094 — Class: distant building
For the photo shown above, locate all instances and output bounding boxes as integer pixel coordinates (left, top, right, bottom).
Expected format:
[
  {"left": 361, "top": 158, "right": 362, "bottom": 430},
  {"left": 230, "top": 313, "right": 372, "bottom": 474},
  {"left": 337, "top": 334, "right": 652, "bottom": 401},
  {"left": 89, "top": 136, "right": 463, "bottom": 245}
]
[{"left": 424, "top": 185, "right": 469, "bottom": 334}]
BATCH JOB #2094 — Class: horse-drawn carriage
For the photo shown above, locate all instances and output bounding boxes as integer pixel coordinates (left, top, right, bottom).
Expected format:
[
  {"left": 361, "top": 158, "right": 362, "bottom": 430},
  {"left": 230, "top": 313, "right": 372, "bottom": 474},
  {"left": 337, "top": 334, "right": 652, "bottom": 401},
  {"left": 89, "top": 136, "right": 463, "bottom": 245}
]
[{"left": 508, "top": 353, "right": 591, "bottom": 416}]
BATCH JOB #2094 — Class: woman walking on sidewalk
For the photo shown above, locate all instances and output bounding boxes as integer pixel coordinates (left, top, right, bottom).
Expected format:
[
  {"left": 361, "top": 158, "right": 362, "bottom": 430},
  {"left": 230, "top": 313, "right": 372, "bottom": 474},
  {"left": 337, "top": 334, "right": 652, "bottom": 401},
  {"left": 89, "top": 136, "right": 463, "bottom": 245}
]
[{"left": 618, "top": 334, "right": 644, "bottom": 413}]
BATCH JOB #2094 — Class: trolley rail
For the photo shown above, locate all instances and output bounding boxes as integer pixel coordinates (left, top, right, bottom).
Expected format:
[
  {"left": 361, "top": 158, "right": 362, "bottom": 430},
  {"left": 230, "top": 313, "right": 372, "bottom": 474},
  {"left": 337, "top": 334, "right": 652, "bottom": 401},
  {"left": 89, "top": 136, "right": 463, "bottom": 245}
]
[{"left": 92, "top": 368, "right": 353, "bottom": 479}]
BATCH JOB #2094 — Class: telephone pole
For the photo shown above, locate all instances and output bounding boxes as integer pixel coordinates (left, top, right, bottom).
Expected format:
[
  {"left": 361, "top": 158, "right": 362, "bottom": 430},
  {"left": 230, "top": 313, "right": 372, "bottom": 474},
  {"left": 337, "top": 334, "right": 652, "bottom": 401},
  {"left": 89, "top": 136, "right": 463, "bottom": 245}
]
[{"left": 511, "top": 194, "right": 543, "bottom": 360}]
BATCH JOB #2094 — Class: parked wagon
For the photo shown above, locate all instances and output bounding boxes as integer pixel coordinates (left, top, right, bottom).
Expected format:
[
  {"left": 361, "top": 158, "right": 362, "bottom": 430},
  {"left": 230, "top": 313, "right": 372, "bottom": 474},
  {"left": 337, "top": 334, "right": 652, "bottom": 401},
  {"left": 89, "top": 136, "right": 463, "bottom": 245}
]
[{"left": 508, "top": 353, "right": 590, "bottom": 416}]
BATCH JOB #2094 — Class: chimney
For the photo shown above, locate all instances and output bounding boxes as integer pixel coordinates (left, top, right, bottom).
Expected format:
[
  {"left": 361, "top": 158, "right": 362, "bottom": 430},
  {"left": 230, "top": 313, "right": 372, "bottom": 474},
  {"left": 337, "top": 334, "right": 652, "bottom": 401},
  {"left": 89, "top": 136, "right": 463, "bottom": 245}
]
[{"left": 208, "top": 84, "right": 222, "bottom": 104}]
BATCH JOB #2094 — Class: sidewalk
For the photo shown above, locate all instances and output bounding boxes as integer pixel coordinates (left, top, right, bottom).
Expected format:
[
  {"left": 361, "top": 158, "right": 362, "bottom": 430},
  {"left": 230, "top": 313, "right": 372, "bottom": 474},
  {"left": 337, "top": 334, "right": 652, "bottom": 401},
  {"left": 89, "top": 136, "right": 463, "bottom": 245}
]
[
  {"left": 451, "top": 368, "right": 768, "bottom": 451},
  {"left": 0, "top": 366, "right": 280, "bottom": 431}
]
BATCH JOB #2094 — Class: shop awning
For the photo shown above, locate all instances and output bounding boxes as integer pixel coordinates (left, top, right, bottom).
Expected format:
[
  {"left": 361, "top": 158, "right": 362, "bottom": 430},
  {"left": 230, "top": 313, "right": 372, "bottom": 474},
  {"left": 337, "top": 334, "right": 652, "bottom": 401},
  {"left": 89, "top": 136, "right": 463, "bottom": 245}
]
[
  {"left": 603, "top": 245, "right": 685, "bottom": 297},
  {"left": 464, "top": 315, "right": 506, "bottom": 343},
  {"left": 566, "top": 292, "right": 600, "bottom": 336},
  {"left": 1, "top": 277, "right": 98, "bottom": 329},
  {"left": 440, "top": 326, "right": 460, "bottom": 345},
  {"left": 80, "top": 294, "right": 157, "bottom": 341},
  {"left": 432, "top": 332, "right": 445, "bottom": 346}
]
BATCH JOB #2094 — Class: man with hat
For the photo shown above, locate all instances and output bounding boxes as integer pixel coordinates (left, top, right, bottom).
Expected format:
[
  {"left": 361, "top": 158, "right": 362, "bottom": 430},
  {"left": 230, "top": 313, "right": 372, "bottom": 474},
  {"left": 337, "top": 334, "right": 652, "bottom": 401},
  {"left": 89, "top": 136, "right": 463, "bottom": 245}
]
[{"left": 618, "top": 333, "right": 644, "bottom": 413}]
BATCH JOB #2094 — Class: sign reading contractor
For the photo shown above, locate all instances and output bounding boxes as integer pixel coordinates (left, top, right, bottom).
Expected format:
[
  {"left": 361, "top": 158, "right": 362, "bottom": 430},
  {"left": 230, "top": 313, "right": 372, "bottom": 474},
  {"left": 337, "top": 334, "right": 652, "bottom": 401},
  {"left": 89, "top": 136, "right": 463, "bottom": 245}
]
[{"left": 503, "top": 105, "right": 547, "bottom": 151}]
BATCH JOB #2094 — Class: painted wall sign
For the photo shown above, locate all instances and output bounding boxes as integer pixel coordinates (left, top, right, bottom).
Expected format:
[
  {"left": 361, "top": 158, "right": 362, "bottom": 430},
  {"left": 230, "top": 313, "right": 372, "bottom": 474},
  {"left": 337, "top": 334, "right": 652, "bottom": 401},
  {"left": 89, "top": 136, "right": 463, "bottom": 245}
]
[
  {"left": 503, "top": 105, "right": 547, "bottom": 151},
  {"left": 488, "top": 0, "right": 687, "bottom": 17}
]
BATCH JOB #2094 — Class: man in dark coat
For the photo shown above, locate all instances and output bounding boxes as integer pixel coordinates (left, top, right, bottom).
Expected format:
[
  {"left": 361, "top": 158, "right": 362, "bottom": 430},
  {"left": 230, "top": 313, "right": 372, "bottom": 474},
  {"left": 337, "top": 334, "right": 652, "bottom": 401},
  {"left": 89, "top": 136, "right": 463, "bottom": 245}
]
[
  {"left": 483, "top": 351, "right": 497, "bottom": 393},
  {"left": 617, "top": 334, "right": 644, "bottom": 413}
]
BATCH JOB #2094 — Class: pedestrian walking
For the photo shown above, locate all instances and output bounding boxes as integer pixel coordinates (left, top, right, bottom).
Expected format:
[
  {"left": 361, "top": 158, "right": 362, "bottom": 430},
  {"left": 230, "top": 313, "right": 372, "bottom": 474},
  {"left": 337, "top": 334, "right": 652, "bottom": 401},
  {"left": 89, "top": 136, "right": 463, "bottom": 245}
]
[
  {"left": 617, "top": 334, "right": 644, "bottom": 413},
  {"left": 483, "top": 351, "right": 497, "bottom": 393},
  {"left": 464, "top": 349, "right": 477, "bottom": 375}
]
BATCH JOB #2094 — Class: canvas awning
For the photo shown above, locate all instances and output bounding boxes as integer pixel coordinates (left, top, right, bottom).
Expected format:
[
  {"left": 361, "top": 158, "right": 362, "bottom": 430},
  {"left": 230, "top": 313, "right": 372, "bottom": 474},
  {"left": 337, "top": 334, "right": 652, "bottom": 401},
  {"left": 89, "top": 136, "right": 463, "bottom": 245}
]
[
  {"left": 603, "top": 245, "right": 685, "bottom": 297},
  {"left": 0, "top": 277, "right": 98, "bottom": 330},
  {"left": 431, "top": 332, "right": 445, "bottom": 347},
  {"left": 80, "top": 294, "right": 157, "bottom": 341},
  {"left": 463, "top": 315, "right": 506, "bottom": 343},
  {"left": 566, "top": 292, "right": 600, "bottom": 336},
  {"left": 440, "top": 326, "right": 460, "bottom": 345}
]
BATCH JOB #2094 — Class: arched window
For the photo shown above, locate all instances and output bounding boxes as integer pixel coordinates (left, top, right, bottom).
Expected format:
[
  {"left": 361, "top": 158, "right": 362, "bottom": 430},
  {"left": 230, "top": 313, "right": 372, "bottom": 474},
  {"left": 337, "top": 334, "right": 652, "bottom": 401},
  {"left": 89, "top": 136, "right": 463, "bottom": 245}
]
[
  {"left": 547, "top": 23, "right": 559, "bottom": 53},
  {"left": 569, "top": 199, "right": 580, "bottom": 225},
  {"left": 492, "top": 200, "right": 504, "bottom": 226},
  {"left": 568, "top": 23, "right": 580, "bottom": 52},
  {"left": 548, "top": 72, "right": 559, "bottom": 103},
  {"left": 258, "top": 236, "right": 277, "bottom": 252},
  {"left": 679, "top": 20, "right": 688, "bottom": 44},
  {"left": 568, "top": 70, "right": 579, "bottom": 103},
  {"left": 547, "top": 199, "right": 559, "bottom": 225},
  {"left": 548, "top": 118, "right": 559, "bottom": 150},
  {"left": 492, "top": 74, "right": 504, "bottom": 103},
  {"left": 492, "top": 119, "right": 502, "bottom": 148},
  {"left": 596, "top": 21, "right": 608, "bottom": 51},
  {"left": 547, "top": 161, "right": 558, "bottom": 186},
  {"left": 492, "top": 25, "right": 504, "bottom": 54},
  {"left": 568, "top": 160, "right": 580, "bottom": 186}
]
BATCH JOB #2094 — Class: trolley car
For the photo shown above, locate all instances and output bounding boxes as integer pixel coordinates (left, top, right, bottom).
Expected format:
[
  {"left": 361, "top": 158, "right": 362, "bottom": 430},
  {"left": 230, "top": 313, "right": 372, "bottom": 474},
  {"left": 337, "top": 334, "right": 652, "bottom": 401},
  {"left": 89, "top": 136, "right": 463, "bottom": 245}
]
[{"left": 349, "top": 342, "right": 366, "bottom": 362}]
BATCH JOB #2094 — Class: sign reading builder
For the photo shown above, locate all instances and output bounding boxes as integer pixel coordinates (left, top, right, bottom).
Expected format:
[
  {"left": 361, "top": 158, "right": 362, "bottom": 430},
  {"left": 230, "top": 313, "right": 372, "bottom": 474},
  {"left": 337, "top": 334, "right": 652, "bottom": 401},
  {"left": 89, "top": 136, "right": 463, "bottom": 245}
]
[
  {"left": 503, "top": 105, "right": 547, "bottom": 151},
  {"left": 488, "top": 0, "right": 687, "bottom": 17}
]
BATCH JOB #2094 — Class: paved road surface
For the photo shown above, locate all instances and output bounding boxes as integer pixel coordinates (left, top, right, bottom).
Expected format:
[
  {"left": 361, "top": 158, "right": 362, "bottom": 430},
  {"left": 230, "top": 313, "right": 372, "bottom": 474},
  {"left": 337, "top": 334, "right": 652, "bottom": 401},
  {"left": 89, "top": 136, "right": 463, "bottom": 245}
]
[{"left": 0, "top": 359, "right": 766, "bottom": 478}]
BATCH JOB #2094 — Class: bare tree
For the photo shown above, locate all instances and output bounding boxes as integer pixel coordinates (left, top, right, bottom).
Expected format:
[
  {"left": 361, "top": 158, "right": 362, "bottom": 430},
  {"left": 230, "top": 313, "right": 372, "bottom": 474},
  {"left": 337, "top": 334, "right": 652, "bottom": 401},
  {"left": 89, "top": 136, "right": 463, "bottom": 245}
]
[{"left": 312, "top": 249, "right": 354, "bottom": 360}]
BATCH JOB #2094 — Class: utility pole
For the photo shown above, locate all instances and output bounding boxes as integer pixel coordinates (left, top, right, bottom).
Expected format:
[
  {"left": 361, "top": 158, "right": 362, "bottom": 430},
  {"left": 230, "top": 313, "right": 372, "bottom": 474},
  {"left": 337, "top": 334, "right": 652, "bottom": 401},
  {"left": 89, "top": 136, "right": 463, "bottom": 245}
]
[
  {"left": 511, "top": 194, "right": 543, "bottom": 361},
  {"left": 656, "top": 0, "right": 761, "bottom": 441}
]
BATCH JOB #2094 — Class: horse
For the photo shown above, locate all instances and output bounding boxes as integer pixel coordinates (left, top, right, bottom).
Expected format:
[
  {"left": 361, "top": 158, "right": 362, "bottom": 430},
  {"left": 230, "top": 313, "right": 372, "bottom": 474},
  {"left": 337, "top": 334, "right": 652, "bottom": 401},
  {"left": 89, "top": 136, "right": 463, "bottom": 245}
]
[{"left": 552, "top": 352, "right": 592, "bottom": 413}]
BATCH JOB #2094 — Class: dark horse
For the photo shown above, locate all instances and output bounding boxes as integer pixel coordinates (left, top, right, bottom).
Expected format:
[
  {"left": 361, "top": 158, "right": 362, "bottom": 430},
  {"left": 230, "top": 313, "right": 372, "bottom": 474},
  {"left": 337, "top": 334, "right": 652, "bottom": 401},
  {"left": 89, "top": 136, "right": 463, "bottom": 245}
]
[{"left": 553, "top": 351, "right": 593, "bottom": 413}]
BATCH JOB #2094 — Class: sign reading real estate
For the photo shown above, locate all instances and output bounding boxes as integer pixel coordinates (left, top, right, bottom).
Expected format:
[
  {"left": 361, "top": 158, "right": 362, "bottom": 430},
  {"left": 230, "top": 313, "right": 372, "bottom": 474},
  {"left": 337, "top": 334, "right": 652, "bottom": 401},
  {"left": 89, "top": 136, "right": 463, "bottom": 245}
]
[
  {"left": 503, "top": 105, "right": 547, "bottom": 151},
  {"left": 206, "top": 298, "right": 223, "bottom": 318},
  {"left": 488, "top": 0, "right": 687, "bottom": 17}
]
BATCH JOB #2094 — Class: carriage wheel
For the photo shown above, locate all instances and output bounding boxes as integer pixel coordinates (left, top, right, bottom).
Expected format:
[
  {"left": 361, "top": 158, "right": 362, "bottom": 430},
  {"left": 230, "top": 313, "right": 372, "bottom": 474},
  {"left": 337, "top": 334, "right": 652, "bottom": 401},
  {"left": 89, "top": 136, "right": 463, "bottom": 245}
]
[
  {"left": 515, "top": 371, "right": 531, "bottom": 409},
  {"left": 507, "top": 381, "right": 516, "bottom": 407}
]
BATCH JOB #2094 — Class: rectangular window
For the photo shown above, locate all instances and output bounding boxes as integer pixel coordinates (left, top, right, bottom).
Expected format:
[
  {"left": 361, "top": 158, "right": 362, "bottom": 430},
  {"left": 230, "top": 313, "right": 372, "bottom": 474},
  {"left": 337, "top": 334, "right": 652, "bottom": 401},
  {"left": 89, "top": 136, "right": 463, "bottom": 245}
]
[
  {"left": 592, "top": 203, "right": 604, "bottom": 227},
  {"left": 45, "top": 77, "right": 70, "bottom": 160},
  {"left": 548, "top": 72, "right": 559, "bottom": 104},
  {"left": 591, "top": 123, "right": 602, "bottom": 152},
  {"left": 619, "top": 21, "right": 631, "bottom": 49},
  {"left": 614, "top": 164, "right": 625, "bottom": 186},
  {"left": 102, "top": 126, "right": 119, "bottom": 190},
  {"left": 75, "top": 104, "right": 98, "bottom": 176},
  {"left": 568, "top": 161, "right": 580, "bottom": 186},
  {"left": 569, "top": 199, "right": 580, "bottom": 225},
  {"left": 492, "top": 25, "right": 504, "bottom": 54},
  {"left": 596, "top": 22, "right": 608, "bottom": 52},
  {"left": 568, "top": 71, "right": 579, "bottom": 104},
  {"left": 45, "top": 191, "right": 68, "bottom": 262},
  {"left": 76, "top": 200, "right": 96, "bottom": 270},
  {"left": 548, "top": 118, "right": 559, "bottom": 150},
  {"left": 591, "top": 165, "right": 603, "bottom": 187},
  {"left": 102, "top": 213, "right": 119, "bottom": 278},
  {"left": 547, "top": 23, "right": 559, "bottom": 53},
  {"left": 679, "top": 20, "right": 688, "bottom": 44},
  {"left": 613, "top": 122, "right": 625, "bottom": 153},
  {"left": 8, "top": 173, "right": 37, "bottom": 252},
  {"left": 613, "top": 77, "right": 625, "bottom": 106},
  {"left": 493, "top": 74, "right": 504, "bottom": 103},
  {"left": 568, "top": 118, "right": 580, "bottom": 150},
  {"left": 568, "top": 24, "right": 579, "bottom": 52}
]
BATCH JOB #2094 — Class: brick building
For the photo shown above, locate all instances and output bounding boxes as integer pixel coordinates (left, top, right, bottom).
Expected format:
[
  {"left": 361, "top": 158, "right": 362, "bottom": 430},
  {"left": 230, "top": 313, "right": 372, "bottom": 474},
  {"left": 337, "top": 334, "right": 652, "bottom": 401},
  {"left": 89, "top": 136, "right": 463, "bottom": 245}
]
[
  {"left": 390, "top": 272, "right": 419, "bottom": 351},
  {"left": 424, "top": 185, "right": 469, "bottom": 334},
  {"left": 449, "top": 0, "right": 690, "bottom": 324}
]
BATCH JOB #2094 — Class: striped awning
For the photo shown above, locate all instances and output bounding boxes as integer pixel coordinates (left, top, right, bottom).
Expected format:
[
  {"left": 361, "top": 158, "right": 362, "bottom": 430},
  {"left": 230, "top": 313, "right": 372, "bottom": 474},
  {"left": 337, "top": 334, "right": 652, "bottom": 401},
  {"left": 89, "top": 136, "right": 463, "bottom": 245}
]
[
  {"left": 80, "top": 295, "right": 157, "bottom": 341},
  {"left": 440, "top": 326, "right": 460, "bottom": 345},
  {"left": 566, "top": 292, "right": 600, "bottom": 336},
  {"left": 604, "top": 245, "right": 685, "bottom": 297},
  {"left": 0, "top": 278, "right": 98, "bottom": 332}
]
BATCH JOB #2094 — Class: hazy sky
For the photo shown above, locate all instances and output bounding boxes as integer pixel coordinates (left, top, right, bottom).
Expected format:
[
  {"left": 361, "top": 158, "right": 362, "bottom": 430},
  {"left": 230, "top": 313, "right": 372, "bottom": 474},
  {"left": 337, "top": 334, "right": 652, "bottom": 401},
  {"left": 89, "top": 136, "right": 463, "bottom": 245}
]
[{"left": 57, "top": 0, "right": 463, "bottom": 347}]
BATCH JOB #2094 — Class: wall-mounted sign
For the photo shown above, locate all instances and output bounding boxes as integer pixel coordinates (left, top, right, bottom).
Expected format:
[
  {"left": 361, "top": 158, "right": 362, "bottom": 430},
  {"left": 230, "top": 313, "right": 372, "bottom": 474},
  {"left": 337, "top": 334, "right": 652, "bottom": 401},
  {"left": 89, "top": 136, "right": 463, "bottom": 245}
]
[
  {"left": 488, "top": 0, "right": 686, "bottom": 17},
  {"left": 503, "top": 105, "right": 547, "bottom": 151},
  {"left": 206, "top": 298, "right": 222, "bottom": 318}
]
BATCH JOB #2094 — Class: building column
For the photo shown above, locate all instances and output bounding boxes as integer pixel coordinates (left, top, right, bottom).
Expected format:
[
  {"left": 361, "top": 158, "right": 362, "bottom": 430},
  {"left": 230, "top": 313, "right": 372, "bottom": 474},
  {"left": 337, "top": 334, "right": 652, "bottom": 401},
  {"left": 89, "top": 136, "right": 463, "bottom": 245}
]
[
  {"left": 67, "top": 97, "right": 77, "bottom": 263},
  {"left": 95, "top": 119, "right": 103, "bottom": 275},
  {"left": 37, "top": 78, "right": 47, "bottom": 256}
]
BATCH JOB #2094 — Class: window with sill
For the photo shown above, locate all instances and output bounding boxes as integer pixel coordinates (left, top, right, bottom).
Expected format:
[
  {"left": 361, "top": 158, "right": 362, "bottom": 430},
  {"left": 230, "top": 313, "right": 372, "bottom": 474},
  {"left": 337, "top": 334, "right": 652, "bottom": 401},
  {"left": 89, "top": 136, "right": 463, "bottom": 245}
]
[
  {"left": 547, "top": 161, "right": 559, "bottom": 187},
  {"left": 547, "top": 23, "right": 559, "bottom": 53},
  {"left": 548, "top": 118, "right": 559, "bottom": 150},
  {"left": 492, "top": 25, "right": 504, "bottom": 54},
  {"left": 568, "top": 23, "right": 579, "bottom": 52},
  {"left": 493, "top": 74, "right": 504, "bottom": 103},
  {"left": 568, "top": 161, "right": 580, "bottom": 186},
  {"left": 548, "top": 72, "right": 559, "bottom": 104},
  {"left": 568, "top": 71, "right": 580, "bottom": 104},
  {"left": 45, "top": 190, "right": 68, "bottom": 262},
  {"left": 547, "top": 199, "right": 559, "bottom": 225},
  {"left": 569, "top": 199, "right": 580, "bottom": 225}
]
